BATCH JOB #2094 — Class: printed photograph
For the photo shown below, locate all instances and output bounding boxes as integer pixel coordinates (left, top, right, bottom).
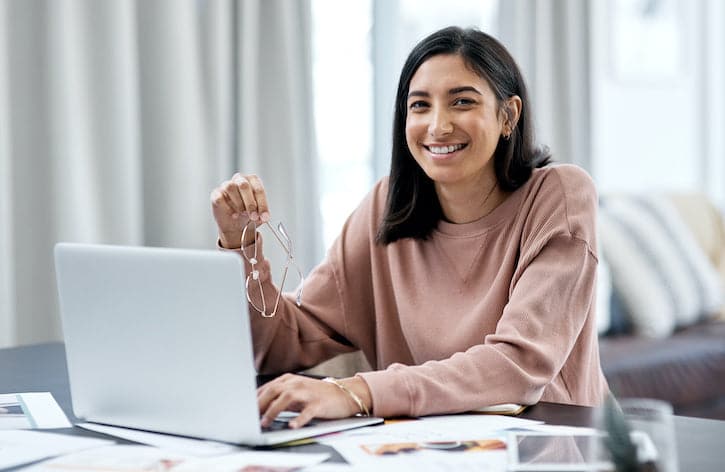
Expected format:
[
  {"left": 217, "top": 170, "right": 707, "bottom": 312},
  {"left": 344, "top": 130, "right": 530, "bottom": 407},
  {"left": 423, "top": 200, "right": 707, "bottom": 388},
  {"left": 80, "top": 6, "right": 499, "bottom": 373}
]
[{"left": 361, "top": 438, "right": 507, "bottom": 456}]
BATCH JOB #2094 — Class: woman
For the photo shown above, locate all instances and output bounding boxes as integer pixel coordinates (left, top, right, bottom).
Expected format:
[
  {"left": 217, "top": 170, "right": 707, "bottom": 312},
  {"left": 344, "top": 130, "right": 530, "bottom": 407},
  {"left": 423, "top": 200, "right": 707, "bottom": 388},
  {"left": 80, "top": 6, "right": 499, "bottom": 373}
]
[{"left": 210, "top": 26, "right": 608, "bottom": 429}]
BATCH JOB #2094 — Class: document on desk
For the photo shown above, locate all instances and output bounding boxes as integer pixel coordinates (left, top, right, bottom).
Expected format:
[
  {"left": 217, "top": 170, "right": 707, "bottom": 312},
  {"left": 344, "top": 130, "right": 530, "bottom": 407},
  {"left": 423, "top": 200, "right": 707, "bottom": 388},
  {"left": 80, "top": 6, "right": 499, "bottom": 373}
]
[
  {"left": 325, "top": 434, "right": 509, "bottom": 471},
  {"left": 23, "top": 444, "right": 330, "bottom": 471},
  {"left": 0, "top": 392, "right": 71, "bottom": 429},
  {"left": 0, "top": 430, "right": 113, "bottom": 470},
  {"left": 318, "top": 414, "right": 544, "bottom": 471},
  {"left": 321, "top": 413, "right": 543, "bottom": 444}
]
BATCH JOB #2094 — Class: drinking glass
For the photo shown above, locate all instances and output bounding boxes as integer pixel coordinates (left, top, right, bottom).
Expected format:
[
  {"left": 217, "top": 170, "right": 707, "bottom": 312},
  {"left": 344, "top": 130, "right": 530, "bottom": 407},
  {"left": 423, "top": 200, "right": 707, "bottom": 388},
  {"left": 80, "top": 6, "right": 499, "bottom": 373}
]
[
  {"left": 593, "top": 397, "right": 678, "bottom": 472},
  {"left": 618, "top": 398, "right": 678, "bottom": 472}
]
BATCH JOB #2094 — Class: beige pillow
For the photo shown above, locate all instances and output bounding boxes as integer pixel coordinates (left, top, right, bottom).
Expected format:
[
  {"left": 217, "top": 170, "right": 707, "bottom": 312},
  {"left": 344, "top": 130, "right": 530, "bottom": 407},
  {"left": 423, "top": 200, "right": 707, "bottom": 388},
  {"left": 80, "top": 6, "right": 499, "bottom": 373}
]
[
  {"left": 599, "top": 194, "right": 723, "bottom": 337},
  {"left": 667, "top": 193, "right": 725, "bottom": 320}
]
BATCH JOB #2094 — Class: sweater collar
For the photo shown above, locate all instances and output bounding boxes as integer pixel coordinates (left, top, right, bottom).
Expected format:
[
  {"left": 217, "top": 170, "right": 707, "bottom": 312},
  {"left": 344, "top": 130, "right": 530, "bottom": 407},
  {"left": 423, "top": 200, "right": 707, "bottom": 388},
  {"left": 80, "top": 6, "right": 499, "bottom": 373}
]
[{"left": 434, "top": 170, "right": 537, "bottom": 238}]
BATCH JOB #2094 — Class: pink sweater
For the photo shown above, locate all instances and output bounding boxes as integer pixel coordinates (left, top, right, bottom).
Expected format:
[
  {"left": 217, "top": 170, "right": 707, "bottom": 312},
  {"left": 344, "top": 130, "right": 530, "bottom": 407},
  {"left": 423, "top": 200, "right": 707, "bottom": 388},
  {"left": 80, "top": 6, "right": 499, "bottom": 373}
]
[{"left": 242, "top": 164, "right": 609, "bottom": 417}]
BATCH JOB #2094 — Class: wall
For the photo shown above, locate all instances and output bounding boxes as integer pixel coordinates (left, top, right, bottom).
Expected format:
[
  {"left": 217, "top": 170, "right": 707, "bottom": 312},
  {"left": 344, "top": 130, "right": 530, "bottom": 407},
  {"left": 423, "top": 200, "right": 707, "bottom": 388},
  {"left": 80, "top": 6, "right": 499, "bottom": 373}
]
[{"left": 591, "top": 0, "right": 723, "bottom": 207}]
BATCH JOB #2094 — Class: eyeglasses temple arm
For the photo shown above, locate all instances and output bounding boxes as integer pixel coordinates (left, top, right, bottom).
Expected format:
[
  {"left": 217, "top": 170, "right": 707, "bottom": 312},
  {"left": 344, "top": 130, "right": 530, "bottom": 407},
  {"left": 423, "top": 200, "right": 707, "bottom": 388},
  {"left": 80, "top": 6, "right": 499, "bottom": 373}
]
[{"left": 264, "top": 222, "right": 292, "bottom": 255}]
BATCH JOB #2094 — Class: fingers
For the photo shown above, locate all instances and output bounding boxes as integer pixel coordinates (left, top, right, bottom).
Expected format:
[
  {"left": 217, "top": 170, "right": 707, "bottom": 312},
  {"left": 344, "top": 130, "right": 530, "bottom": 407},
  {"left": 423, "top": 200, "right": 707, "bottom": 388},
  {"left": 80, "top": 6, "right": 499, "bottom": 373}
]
[
  {"left": 240, "top": 174, "right": 270, "bottom": 222},
  {"left": 210, "top": 187, "right": 236, "bottom": 218},
  {"left": 210, "top": 173, "right": 270, "bottom": 222},
  {"left": 230, "top": 173, "right": 270, "bottom": 222},
  {"left": 258, "top": 374, "right": 309, "bottom": 428},
  {"left": 289, "top": 408, "right": 316, "bottom": 430},
  {"left": 224, "top": 174, "right": 247, "bottom": 218},
  {"left": 257, "top": 374, "right": 354, "bottom": 429},
  {"left": 210, "top": 173, "right": 272, "bottom": 249}
]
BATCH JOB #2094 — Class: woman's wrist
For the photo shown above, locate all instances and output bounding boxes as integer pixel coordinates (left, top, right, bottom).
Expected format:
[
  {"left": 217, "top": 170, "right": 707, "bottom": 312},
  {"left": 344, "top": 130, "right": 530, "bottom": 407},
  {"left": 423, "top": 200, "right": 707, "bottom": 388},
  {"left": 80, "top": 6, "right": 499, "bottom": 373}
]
[
  {"left": 220, "top": 229, "right": 258, "bottom": 250},
  {"left": 332, "top": 376, "right": 373, "bottom": 416},
  {"left": 219, "top": 232, "right": 242, "bottom": 249}
]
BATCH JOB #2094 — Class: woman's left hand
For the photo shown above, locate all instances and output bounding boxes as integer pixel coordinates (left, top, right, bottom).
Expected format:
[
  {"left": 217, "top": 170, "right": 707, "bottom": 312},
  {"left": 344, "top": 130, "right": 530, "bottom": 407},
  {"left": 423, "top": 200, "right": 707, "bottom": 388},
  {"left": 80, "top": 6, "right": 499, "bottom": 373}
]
[{"left": 257, "top": 374, "right": 372, "bottom": 428}]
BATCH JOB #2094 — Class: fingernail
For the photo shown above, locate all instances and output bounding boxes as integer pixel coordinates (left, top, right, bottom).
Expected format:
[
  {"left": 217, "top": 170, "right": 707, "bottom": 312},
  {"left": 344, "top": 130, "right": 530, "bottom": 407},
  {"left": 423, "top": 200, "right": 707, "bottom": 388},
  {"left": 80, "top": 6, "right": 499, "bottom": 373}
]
[
  {"left": 289, "top": 421, "right": 298, "bottom": 429},
  {"left": 261, "top": 212, "right": 270, "bottom": 222},
  {"left": 250, "top": 211, "right": 259, "bottom": 221},
  {"left": 231, "top": 212, "right": 238, "bottom": 219}
]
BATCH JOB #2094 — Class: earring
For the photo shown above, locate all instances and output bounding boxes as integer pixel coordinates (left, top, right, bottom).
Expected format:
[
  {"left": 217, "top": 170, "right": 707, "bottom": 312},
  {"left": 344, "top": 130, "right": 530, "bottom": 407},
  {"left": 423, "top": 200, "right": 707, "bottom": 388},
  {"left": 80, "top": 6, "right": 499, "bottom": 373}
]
[{"left": 502, "top": 122, "right": 513, "bottom": 140}]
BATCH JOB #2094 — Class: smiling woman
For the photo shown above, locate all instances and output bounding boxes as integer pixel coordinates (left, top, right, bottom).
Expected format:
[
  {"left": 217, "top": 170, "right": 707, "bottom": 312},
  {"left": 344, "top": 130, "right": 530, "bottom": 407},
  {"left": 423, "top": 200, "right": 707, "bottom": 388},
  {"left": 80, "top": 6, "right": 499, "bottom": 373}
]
[{"left": 211, "top": 26, "right": 609, "bottom": 428}]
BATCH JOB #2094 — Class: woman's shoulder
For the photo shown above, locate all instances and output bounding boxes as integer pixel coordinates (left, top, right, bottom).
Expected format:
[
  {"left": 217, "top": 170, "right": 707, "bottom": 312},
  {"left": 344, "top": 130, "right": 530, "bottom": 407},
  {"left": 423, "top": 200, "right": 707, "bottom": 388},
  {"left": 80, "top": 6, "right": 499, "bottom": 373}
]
[
  {"left": 357, "top": 175, "right": 389, "bottom": 219},
  {"left": 531, "top": 163, "right": 596, "bottom": 194},
  {"left": 372, "top": 175, "right": 390, "bottom": 202},
  {"left": 528, "top": 164, "right": 597, "bottom": 207},
  {"left": 524, "top": 164, "right": 598, "bottom": 241}
]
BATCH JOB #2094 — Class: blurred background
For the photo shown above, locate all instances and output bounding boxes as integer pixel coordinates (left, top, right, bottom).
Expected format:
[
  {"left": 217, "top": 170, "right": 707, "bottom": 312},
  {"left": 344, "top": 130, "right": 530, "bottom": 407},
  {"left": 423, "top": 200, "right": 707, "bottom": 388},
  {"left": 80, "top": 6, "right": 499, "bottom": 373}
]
[{"left": 1, "top": 0, "right": 723, "bottom": 348}]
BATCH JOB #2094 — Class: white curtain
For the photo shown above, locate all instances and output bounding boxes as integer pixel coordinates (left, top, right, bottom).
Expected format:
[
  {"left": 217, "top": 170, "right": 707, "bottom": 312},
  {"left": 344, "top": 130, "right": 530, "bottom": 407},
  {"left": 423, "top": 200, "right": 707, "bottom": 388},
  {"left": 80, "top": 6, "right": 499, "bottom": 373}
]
[
  {"left": 498, "top": 0, "right": 591, "bottom": 169},
  {"left": 236, "top": 0, "right": 323, "bottom": 277},
  {"left": 0, "top": 0, "right": 319, "bottom": 348},
  {"left": 0, "top": 0, "right": 14, "bottom": 347}
]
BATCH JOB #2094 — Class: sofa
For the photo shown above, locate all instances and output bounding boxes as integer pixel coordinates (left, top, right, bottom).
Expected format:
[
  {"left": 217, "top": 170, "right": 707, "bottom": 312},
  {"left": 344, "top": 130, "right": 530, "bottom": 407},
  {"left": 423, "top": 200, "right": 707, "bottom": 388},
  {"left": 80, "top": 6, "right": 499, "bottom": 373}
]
[
  {"left": 597, "top": 192, "right": 725, "bottom": 420},
  {"left": 307, "top": 192, "right": 725, "bottom": 420}
]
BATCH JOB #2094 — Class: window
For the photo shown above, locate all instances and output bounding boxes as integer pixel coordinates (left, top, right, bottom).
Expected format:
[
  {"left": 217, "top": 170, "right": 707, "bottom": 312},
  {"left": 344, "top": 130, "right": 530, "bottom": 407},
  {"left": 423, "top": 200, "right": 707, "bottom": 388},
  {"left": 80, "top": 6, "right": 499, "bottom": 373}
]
[{"left": 311, "top": 0, "right": 374, "bottom": 248}]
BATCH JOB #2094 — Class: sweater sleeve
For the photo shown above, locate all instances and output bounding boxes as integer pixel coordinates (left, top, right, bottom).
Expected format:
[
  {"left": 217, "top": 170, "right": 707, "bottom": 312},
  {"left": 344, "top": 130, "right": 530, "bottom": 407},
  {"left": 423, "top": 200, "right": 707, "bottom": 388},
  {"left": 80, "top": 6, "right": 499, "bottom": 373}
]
[
  {"left": 241, "top": 185, "right": 381, "bottom": 375},
  {"left": 359, "top": 168, "right": 600, "bottom": 417}
]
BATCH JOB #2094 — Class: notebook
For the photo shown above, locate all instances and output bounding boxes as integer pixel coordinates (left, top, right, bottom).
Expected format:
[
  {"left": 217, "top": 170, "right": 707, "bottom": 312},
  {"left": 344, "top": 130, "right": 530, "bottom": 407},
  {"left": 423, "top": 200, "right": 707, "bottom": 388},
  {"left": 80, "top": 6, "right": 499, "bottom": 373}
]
[{"left": 54, "top": 242, "right": 382, "bottom": 446}]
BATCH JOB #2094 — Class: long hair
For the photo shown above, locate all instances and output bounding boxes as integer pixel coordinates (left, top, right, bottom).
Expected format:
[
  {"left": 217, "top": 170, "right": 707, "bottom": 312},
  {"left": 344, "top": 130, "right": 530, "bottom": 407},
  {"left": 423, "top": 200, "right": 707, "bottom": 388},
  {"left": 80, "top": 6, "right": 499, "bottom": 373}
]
[{"left": 376, "top": 26, "right": 551, "bottom": 245}]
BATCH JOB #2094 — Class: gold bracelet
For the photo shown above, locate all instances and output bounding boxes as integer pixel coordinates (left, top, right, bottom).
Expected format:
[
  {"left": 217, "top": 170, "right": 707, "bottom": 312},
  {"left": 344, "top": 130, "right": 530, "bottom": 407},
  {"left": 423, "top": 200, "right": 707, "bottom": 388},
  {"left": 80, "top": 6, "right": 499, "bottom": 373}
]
[{"left": 322, "top": 377, "right": 370, "bottom": 417}]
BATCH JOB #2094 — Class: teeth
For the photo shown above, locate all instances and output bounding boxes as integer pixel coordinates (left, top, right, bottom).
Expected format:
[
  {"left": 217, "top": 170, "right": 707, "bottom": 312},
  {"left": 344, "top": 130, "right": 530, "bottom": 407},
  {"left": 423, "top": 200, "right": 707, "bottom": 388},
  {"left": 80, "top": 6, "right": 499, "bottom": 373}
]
[{"left": 429, "top": 144, "right": 464, "bottom": 154}]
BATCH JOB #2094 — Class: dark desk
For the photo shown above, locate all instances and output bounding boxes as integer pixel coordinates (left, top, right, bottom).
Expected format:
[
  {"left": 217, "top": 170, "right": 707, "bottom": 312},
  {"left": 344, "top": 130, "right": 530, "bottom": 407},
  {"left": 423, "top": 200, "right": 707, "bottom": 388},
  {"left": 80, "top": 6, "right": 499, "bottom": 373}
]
[{"left": 2, "top": 342, "right": 724, "bottom": 470}]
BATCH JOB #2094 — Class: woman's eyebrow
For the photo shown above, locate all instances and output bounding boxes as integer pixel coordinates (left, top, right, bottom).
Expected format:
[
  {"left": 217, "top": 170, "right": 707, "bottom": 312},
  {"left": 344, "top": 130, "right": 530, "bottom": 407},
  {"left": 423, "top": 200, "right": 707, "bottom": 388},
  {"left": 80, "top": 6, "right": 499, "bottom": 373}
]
[
  {"left": 407, "top": 90, "right": 429, "bottom": 99},
  {"left": 407, "top": 86, "right": 482, "bottom": 100},
  {"left": 448, "top": 86, "right": 482, "bottom": 95}
]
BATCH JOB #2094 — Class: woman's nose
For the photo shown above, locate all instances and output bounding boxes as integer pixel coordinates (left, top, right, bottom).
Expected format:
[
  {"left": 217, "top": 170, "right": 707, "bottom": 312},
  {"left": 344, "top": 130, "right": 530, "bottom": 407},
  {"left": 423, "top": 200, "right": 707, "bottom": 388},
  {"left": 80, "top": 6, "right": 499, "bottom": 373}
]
[{"left": 428, "top": 108, "right": 454, "bottom": 137}]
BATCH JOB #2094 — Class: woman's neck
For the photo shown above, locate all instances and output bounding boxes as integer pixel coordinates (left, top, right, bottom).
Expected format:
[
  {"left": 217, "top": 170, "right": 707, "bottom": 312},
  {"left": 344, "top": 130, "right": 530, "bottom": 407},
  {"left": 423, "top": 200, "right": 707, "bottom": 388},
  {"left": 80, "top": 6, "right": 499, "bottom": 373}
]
[{"left": 436, "top": 176, "right": 504, "bottom": 224}]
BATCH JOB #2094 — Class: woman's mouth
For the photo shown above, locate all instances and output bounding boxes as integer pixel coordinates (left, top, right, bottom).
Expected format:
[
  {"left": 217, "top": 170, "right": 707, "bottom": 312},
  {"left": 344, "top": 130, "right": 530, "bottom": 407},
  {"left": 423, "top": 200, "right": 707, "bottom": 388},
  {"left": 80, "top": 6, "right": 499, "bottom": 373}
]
[{"left": 424, "top": 143, "right": 467, "bottom": 155}]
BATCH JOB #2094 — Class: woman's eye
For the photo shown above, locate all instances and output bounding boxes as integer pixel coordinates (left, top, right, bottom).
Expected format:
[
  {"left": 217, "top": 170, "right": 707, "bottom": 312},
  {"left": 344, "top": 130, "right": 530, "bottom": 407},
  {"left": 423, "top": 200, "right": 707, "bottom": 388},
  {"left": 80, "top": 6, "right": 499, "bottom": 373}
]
[
  {"left": 409, "top": 101, "right": 429, "bottom": 111},
  {"left": 453, "top": 97, "right": 475, "bottom": 106}
]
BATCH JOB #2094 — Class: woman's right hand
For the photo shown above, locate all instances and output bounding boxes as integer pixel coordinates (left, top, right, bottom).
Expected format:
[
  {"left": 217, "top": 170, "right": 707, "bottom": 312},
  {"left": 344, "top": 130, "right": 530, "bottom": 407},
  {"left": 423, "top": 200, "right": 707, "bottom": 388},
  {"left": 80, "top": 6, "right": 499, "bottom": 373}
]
[{"left": 210, "top": 173, "right": 270, "bottom": 249}]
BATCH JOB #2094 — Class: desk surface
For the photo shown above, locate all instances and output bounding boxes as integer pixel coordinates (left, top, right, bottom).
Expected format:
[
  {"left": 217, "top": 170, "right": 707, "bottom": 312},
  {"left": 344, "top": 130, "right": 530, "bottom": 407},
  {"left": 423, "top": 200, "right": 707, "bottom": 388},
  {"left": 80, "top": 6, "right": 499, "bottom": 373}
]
[{"left": 2, "top": 342, "right": 725, "bottom": 470}]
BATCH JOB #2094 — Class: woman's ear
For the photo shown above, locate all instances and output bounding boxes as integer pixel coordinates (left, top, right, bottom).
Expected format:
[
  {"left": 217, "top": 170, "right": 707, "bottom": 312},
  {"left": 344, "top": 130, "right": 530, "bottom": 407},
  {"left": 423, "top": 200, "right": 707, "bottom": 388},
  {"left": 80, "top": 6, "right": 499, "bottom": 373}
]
[{"left": 503, "top": 95, "right": 522, "bottom": 135}]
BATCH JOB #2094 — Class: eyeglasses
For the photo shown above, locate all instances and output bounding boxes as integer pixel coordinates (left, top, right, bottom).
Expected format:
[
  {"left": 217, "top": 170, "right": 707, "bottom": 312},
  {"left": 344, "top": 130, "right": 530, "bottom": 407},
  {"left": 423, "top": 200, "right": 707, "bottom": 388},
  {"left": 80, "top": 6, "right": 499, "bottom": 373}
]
[{"left": 241, "top": 220, "right": 304, "bottom": 318}]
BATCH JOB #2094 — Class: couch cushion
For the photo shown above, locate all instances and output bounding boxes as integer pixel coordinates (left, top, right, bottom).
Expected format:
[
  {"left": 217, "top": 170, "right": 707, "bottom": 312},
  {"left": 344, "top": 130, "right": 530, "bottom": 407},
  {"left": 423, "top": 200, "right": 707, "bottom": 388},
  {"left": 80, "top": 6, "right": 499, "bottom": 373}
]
[
  {"left": 599, "top": 321, "right": 725, "bottom": 412},
  {"left": 599, "top": 195, "right": 723, "bottom": 337},
  {"left": 667, "top": 193, "right": 725, "bottom": 320}
]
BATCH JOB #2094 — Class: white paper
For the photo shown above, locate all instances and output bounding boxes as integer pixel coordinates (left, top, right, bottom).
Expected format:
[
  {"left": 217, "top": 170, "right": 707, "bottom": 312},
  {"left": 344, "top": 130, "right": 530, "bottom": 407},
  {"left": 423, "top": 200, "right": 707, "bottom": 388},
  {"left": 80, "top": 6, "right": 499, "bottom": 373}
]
[
  {"left": 324, "top": 435, "right": 508, "bottom": 471},
  {"left": 321, "top": 414, "right": 543, "bottom": 444},
  {"left": 174, "top": 451, "right": 330, "bottom": 471},
  {"left": 0, "top": 392, "right": 71, "bottom": 429},
  {"left": 316, "top": 414, "right": 542, "bottom": 471},
  {"left": 0, "top": 429, "right": 113, "bottom": 469},
  {"left": 22, "top": 445, "right": 193, "bottom": 471},
  {"left": 76, "top": 422, "right": 242, "bottom": 457},
  {"left": 300, "top": 464, "right": 357, "bottom": 471},
  {"left": 24, "top": 444, "right": 329, "bottom": 472}
]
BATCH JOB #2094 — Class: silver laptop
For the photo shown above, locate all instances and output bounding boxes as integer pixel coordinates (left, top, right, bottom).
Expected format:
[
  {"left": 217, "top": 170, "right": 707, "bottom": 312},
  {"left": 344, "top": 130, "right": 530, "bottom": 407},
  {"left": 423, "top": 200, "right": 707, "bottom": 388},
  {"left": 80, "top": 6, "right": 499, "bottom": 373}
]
[{"left": 54, "top": 242, "right": 381, "bottom": 446}]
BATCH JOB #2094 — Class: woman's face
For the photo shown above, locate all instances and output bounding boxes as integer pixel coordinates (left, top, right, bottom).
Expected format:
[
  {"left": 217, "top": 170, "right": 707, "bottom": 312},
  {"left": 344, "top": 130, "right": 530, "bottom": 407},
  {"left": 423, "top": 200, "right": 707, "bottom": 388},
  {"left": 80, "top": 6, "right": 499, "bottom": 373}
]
[{"left": 405, "top": 54, "right": 508, "bottom": 191}]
